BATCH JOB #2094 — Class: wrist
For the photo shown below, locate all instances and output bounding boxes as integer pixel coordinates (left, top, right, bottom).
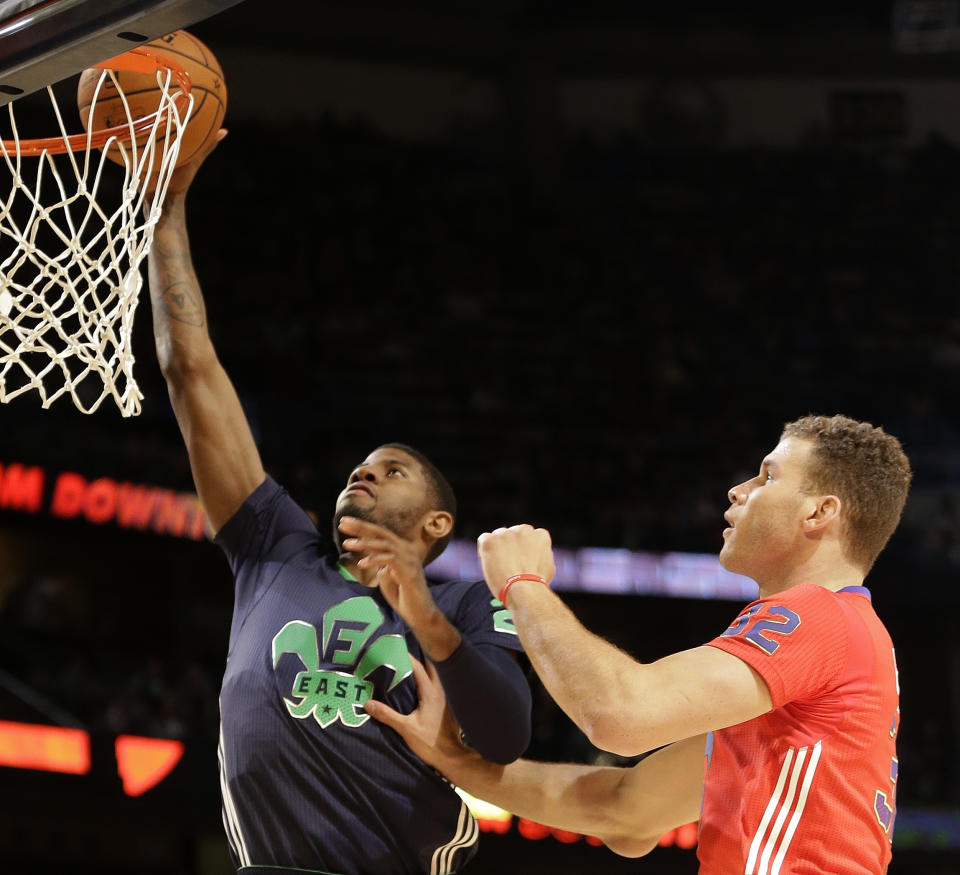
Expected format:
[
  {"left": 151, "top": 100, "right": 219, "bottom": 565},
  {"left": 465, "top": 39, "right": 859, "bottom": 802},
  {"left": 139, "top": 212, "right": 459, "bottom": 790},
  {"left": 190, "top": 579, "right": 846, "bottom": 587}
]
[
  {"left": 413, "top": 609, "right": 461, "bottom": 662},
  {"left": 434, "top": 735, "right": 490, "bottom": 781},
  {"left": 156, "top": 192, "right": 187, "bottom": 220},
  {"left": 498, "top": 573, "right": 549, "bottom": 606}
]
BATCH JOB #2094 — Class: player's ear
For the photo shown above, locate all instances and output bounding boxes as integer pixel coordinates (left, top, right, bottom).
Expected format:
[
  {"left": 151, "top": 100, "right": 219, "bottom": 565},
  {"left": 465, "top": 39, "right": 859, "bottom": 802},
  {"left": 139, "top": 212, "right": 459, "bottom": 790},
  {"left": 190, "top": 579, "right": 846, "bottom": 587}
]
[
  {"left": 803, "top": 494, "right": 842, "bottom": 532},
  {"left": 423, "top": 510, "right": 453, "bottom": 541}
]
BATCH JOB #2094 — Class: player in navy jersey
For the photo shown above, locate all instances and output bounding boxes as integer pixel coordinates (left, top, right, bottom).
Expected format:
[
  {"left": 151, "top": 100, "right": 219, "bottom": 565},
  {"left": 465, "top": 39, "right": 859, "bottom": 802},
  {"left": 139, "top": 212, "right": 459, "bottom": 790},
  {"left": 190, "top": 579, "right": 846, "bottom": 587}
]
[{"left": 145, "top": 133, "right": 531, "bottom": 875}]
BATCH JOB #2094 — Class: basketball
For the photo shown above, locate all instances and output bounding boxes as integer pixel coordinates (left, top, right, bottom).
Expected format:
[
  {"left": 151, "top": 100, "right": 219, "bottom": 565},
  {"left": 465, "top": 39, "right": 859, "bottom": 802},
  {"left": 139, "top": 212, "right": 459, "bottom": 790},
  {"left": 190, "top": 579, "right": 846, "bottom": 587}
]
[{"left": 77, "top": 30, "right": 227, "bottom": 169}]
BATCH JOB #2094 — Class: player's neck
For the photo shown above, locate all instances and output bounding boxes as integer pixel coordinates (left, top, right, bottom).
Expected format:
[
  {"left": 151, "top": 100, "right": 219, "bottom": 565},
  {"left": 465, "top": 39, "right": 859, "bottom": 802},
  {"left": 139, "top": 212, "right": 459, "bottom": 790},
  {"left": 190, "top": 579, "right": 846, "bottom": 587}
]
[
  {"left": 758, "top": 553, "right": 864, "bottom": 598},
  {"left": 338, "top": 557, "right": 380, "bottom": 588}
]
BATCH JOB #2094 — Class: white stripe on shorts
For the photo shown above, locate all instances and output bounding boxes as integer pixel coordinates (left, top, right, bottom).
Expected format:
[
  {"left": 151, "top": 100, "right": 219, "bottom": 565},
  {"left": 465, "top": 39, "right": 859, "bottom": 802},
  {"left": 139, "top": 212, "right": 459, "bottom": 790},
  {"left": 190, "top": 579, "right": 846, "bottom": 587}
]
[
  {"left": 218, "top": 721, "right": 252, "bottom": 867},
  {"left": 430, "top": 799, "right": 478, "bottom": 875}
]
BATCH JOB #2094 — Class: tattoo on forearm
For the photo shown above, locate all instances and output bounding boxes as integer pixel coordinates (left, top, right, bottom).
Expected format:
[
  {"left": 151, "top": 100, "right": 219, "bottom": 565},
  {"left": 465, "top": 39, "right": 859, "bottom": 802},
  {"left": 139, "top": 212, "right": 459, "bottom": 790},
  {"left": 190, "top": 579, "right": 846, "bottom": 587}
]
[{"left": 162, "top": 280, "right": 205, "bottom": 327}]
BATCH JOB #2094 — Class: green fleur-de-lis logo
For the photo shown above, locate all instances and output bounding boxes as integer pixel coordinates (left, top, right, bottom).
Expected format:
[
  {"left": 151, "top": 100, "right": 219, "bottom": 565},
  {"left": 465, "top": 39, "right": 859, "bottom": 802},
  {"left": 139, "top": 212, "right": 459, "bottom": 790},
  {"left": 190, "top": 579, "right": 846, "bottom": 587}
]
[{"left": 271, "top": 597, "right": 413, "bottom": 729}]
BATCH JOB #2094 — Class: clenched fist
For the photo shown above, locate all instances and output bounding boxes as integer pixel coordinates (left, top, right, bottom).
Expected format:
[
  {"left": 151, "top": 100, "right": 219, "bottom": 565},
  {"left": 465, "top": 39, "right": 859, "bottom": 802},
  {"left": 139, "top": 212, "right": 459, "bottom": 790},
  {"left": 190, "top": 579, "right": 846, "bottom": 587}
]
[{"left": 477, "top": 524, "right": 556, "bottom": 602}]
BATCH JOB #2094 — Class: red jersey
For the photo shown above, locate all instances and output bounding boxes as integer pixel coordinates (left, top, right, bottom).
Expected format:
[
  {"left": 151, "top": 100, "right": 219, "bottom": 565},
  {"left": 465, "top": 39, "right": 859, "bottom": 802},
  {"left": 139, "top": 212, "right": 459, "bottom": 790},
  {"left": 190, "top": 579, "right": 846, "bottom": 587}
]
[{"left": 699, "top": 583, "right": 899, "bottom": 875}]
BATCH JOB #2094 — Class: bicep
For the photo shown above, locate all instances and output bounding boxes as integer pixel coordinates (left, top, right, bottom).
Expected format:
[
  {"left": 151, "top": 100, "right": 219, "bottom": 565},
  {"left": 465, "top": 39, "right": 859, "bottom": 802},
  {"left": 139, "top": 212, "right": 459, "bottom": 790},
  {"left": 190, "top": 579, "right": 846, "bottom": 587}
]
[
  {"left": 640, "top": 646, "right": 772, "bottom": 750},
  {"left": 595, "top": 645, "right": 773, "bottom": 756},
  {"left": 433, "top": 640, "right": 531, "bottom": 764},
  {"left": 167, "top": 358, "right": 265, "bottom": 533}
]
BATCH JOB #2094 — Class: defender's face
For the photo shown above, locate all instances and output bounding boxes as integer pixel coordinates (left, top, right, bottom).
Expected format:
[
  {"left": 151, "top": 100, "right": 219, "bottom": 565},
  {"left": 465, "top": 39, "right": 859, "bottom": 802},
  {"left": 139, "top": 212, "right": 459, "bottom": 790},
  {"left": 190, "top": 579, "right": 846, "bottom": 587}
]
[
  {"left": 334, "top": 447, "right": 431, "bottom": 545},
  {"left": 719, "top": 437, "right": 815, "bottom": 580}
]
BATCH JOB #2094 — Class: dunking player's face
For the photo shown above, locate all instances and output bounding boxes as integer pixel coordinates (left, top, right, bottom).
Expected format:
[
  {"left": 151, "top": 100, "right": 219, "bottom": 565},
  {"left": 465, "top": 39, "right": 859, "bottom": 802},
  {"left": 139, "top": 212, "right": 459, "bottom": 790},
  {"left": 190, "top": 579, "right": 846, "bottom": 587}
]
[
  {"left": 719, "top": 437, "right": 816, "bottom": 583},
  {"left": 332, "top": 447, "right": 433, "bottom": 555}
]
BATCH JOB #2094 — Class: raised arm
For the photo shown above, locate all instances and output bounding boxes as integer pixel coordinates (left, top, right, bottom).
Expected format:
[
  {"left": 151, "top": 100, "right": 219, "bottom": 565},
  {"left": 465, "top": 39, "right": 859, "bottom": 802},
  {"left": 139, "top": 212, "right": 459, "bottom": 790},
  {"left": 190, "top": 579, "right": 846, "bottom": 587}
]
[
  {"left": 147, "top": 133, "right": 265, "bottom": 533},
  {"left": 476, "top": 526, "right": 772, "bottom": 756}
]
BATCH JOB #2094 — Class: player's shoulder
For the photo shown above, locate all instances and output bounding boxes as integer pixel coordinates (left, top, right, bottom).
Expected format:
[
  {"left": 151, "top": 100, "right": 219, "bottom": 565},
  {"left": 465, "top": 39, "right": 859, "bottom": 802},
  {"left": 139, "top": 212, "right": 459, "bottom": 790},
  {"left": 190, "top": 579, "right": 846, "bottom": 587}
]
[
  {"left": 761, "top": 582, "right": 844, "bottom": 611},
  {"left": 223, "top": 474, "right": 299, "bottom": 526},
  {"left": 429, "top": 576, "right": 485, "bottom": 599},
  {"left": 219, "top": 474, "right": 322, "bottom": 558},
  {"left": 756, "top": 584, "right": 883, "bottom": 643},
  {"left": 429, "top": 577, "right": 493, "bottom": 612},
  {"left": 729, "top": 583, "right": 854, "bottom": 637}
]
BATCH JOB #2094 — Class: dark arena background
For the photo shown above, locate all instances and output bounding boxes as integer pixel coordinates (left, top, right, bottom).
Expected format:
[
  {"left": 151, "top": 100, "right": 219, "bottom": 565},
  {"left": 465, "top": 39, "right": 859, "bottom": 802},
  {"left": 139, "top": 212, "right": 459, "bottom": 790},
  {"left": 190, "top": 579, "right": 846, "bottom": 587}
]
[{"left": 1, "top": 1, "right": 959, "bottom": 872}]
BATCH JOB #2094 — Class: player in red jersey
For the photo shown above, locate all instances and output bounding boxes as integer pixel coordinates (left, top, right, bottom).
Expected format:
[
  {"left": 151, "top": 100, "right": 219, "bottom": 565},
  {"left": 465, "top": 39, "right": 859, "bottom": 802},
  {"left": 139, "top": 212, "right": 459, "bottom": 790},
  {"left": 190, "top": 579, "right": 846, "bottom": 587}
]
[{"left": 361, "top": 414, "right": 910, "bottom": 873}]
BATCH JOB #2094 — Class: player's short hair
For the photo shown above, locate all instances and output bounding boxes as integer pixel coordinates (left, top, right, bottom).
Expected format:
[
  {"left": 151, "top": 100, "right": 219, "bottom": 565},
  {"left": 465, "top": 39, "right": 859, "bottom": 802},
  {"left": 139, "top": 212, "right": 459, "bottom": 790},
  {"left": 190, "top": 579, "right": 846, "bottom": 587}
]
[
  {"left": 781, "top": 414, "right": 912, "bottom": 573},
  {"left": 379, "top": 443, "right": 457, "bottom": 564}
]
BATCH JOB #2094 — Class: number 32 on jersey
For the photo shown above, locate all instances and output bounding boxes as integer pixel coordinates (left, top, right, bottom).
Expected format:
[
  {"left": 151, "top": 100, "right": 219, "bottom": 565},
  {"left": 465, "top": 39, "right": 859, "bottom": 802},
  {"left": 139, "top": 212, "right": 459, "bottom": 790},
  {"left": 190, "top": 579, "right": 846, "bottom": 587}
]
[{"left": 720, "top": 603, "right": 800, "bottom": 654}]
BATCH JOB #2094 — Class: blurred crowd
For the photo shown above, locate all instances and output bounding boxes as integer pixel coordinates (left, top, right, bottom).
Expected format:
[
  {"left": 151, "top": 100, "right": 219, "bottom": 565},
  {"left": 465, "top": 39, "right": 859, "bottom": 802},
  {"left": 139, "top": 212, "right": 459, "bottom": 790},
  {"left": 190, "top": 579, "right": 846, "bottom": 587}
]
[
  {"left": 2, "top": 117, "right": 960, "bottom": 810},
  {"left": 184, "top": 119, "right": 960, "bottom": 564},
  {"left": 0, "top": 567, "right": 222, "bottom": 743},
  {"left": 8, "top": 118, "right": 960, "bottom": 560}
]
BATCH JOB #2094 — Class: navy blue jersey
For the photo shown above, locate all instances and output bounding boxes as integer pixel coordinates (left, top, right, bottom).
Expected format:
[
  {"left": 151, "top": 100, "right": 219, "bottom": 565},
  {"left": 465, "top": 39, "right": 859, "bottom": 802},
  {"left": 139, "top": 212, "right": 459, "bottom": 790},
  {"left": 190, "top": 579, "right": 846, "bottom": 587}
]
[{"left": 214, "top": 477, "right": 523, "bottom": 875}]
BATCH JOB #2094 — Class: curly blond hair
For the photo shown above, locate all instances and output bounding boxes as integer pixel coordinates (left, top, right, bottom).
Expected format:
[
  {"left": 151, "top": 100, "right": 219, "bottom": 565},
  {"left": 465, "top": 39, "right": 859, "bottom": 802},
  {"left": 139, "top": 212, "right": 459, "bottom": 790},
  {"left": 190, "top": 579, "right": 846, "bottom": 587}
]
[{"left": 781, "top": 415, "right": 912, "bottom": 573}]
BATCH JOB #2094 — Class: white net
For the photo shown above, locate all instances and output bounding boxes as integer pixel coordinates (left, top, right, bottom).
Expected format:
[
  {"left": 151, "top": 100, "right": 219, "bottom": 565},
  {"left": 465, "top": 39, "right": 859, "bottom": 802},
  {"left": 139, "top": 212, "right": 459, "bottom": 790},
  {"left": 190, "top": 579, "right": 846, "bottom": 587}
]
[{"left": 0, "top": 59, "right": 192, "bottom": 416}]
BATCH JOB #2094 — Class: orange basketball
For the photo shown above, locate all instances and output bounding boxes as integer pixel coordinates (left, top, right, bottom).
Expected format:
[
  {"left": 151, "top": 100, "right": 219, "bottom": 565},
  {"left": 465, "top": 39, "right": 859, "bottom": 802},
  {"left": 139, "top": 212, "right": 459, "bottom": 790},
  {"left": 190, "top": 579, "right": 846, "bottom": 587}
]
[{"left": 77, "top": 30, "right": 227, "bottom": 168}]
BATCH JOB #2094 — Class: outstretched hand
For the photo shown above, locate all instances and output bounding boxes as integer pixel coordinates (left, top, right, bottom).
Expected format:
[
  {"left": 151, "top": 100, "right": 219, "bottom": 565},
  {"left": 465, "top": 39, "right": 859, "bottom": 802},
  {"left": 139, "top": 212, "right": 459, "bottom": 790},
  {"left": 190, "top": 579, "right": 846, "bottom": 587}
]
[
  {"left": 338, "top": 516, "right": 439, "bottom": 629},
  {"left": 364, "top": 656, "right": 466, "bottom": 772}
]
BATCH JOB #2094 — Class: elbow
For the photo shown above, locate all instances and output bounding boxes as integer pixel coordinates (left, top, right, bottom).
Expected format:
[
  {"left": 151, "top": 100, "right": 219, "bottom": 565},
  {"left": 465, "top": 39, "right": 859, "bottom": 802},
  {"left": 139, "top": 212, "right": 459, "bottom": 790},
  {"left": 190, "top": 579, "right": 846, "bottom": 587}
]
[
  {"left": 580, "top": 709, "right": 651, "bottom": 758},
  {"left": 601, "top": 834, "right": 659, "bottom": 858},
  {"left": 157, "top": 340, "right": 219, "bottom": 387},
  {"left": 588, "top": 776, "right": 665, "bottom": 857},
  {"left": 466, "top": 709, "right": 531, "bottom": 765}
]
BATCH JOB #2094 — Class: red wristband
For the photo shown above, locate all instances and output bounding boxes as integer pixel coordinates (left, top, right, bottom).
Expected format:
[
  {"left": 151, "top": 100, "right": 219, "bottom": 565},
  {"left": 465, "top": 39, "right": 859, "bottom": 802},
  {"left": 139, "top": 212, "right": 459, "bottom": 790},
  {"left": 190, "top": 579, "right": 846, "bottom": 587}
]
[{"left": 498, "top": 573, "right": 548, "bottom": 606}]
